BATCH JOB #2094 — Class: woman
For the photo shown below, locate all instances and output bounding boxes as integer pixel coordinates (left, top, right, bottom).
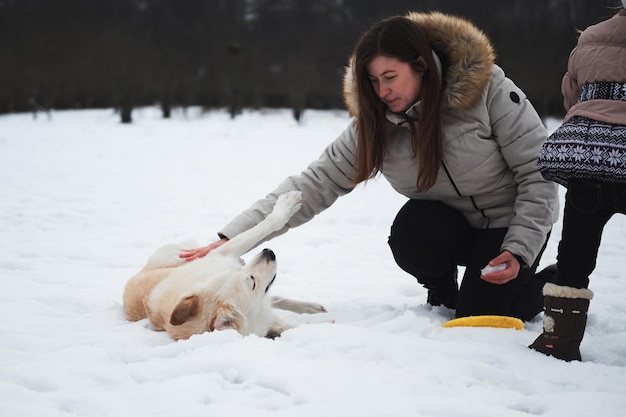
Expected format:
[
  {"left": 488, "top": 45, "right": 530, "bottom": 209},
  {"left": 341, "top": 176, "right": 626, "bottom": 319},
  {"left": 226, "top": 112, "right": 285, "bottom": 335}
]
[
  {"left": 182, "top": 12, "right": 559, "bottom": 321},
  {"left": 530, "top": 3, "right": 626, "bottom": 361}
]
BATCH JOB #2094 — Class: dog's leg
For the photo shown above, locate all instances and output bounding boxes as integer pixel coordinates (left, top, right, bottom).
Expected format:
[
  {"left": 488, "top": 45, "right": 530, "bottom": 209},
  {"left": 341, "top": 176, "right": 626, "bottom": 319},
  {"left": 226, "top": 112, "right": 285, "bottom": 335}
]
[
  {"left": 147, "top": 242, "right": 198, "bottom": 269},
  {"left": 265, "top": 315, "right": 296, "bottom": 339},
  {"left": 215, "top": 191, "right": 303, "bottom": 258},
  {"left": 270, "top": 296, "right": 327, "bottom": 314}
]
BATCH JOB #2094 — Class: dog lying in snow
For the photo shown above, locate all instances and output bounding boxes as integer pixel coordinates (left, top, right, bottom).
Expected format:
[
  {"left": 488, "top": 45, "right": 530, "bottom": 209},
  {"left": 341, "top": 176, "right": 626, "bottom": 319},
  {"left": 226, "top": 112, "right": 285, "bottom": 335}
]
[{"left": 123, "top": 191, "right": 326, "bottom": 340}]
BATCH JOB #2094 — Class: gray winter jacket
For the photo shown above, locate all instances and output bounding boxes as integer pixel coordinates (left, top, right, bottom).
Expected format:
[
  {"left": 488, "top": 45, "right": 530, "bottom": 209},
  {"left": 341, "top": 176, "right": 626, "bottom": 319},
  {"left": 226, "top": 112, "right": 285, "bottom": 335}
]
[{"left": 219, "top": 12, "right": 559, "bottom": 267}]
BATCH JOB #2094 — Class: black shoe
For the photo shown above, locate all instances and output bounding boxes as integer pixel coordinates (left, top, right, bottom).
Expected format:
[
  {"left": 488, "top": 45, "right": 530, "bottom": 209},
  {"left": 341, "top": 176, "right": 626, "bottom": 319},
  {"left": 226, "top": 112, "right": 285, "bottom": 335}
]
[
  {"left": 425, "top": 268, "right": 458, "bottom": 309},
  {"left": 535, "top": 264, "right": 558, "bottom": 283},
  {"left": 427, "top": 286, "right": 458, "bottom": 309}
]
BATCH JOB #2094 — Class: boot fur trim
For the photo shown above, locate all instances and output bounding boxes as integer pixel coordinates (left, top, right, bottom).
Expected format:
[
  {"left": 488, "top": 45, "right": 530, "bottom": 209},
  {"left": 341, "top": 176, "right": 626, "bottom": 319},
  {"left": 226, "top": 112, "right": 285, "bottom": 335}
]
[{"left": 542, "top": 283, "right": 594, "bottom": 300}]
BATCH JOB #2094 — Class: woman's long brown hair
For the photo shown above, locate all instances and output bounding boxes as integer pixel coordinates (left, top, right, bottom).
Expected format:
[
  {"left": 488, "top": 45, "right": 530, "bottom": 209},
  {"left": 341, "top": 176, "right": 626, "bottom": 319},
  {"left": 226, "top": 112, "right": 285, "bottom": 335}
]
[{"left": 351, "top": 16, "right": 443, "bottom": 192}]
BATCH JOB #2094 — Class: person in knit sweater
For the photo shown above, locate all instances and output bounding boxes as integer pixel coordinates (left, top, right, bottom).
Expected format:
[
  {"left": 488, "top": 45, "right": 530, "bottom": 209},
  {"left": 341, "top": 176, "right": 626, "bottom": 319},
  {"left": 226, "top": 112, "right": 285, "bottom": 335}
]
[{"left": 531, "top": 2, "right": 626, "bottom": 361}]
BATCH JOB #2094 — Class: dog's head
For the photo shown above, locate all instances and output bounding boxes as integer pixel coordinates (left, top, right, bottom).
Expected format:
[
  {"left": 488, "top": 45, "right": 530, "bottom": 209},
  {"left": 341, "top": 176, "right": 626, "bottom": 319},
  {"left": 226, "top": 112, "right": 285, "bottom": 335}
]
[
  {"left": 241, "top": 248, "right": 278, "bottom": 295},
  {"left": 167, "top": 248, "right": 278, "bottom": 338}
]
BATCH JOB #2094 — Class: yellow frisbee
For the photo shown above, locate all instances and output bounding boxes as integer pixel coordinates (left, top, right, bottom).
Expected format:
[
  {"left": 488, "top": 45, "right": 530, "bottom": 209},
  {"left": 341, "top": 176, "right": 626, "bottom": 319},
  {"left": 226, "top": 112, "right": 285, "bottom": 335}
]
[{"left": 443, "top": 315, "right": 524, "bottom": 330}]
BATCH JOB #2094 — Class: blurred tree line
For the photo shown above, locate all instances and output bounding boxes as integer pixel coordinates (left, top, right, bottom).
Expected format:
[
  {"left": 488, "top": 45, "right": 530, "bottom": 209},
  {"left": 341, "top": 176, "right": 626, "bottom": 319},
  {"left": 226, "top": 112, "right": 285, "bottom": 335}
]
[{"left": 0, "top": 0, "right": 622, "bottom": 122}]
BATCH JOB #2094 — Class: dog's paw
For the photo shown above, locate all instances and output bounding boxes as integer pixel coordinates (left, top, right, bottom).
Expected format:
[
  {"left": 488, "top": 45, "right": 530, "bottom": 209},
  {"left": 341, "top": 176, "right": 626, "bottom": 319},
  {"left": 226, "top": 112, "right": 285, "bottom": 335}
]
[
  {"left": 273, "top": 191, "right": 303, "bottom": 218},
  {"left": 299, "top": 302, "right": 327, "bottom": 314},
  {"left": 270, "top": 296, "right": 327, "bottom": 314}
]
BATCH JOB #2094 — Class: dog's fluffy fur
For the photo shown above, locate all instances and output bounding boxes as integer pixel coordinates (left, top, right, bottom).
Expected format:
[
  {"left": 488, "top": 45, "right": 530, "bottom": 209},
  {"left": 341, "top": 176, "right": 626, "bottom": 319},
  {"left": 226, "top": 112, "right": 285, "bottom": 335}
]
[{"left": 123, "top": 191, "right": 326, "bottom": 340}]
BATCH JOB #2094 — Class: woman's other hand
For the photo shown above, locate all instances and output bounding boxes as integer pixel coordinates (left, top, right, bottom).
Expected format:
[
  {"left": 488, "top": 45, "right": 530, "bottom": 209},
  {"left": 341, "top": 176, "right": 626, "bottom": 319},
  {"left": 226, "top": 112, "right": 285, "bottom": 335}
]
[{"left": 480, "top": 250, "right": 521, "bottom": 284}]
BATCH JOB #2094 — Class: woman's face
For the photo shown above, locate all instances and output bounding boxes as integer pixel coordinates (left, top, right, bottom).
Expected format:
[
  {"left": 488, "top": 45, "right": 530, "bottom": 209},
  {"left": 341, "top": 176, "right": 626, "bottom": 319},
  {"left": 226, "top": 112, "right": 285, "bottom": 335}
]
[{"left": 367, "top": 55, "right": 423, "bottom": 113}]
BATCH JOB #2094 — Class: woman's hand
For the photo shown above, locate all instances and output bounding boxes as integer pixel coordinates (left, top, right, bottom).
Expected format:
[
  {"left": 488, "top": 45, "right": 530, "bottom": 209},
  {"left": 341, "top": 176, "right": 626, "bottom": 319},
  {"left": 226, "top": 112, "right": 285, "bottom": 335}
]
[
  {"left": 480, "top": 250, "right": 520, "bottom": 285},
  {"left": 179, "top": 238, "right": 229, "bottom": 261}
]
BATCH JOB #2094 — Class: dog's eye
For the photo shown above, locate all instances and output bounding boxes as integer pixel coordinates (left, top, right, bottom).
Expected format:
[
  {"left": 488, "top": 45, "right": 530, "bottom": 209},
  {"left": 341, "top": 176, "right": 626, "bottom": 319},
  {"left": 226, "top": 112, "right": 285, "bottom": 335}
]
[{"left": 250, "top": 276, "right": 256, "bottom": 290}]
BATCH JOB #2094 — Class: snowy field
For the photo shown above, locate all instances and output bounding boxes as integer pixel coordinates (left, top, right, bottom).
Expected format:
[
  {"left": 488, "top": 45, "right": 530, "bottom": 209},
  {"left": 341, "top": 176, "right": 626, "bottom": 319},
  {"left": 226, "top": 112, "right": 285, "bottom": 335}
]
[{"left": 1, "top": 107, "right": 625, "bottom": 417}]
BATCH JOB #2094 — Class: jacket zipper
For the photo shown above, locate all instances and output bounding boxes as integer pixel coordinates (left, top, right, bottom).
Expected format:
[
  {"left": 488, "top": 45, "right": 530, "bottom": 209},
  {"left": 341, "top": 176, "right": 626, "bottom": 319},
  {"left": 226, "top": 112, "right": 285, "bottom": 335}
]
[{"left": 442, "top": 160, "right": 491, "bottom": 228}]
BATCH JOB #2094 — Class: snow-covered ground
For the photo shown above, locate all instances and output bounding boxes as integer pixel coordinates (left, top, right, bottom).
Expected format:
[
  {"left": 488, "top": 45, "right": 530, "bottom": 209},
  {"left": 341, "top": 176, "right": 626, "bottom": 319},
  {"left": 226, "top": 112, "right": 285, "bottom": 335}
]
[{"left": 1, "top": 107, "right": 624, "bottom": 417}]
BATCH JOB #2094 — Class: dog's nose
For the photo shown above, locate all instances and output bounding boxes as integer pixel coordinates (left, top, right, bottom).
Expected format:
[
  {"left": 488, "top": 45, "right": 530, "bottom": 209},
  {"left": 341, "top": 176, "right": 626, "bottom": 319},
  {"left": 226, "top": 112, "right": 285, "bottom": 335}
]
[{"left": 261, "top": 248, "right": 276, "bottom": 261}]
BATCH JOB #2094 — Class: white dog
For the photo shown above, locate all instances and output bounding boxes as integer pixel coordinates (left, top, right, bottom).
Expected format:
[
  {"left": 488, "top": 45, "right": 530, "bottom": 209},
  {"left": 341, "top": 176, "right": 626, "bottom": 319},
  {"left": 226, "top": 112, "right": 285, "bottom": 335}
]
[{"left": 123, "top": 191, "right": 326, "bottom": 340}]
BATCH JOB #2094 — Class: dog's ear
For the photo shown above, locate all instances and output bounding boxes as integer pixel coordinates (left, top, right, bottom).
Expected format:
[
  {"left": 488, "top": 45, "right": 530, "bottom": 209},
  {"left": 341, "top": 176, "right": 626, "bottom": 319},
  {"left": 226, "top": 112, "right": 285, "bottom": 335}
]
[
  {"left": 170, "top": 294, "right": 200, "bottom": 326},
  {"left": 211, "top": 304, "right": 245, "bottom": 332}
]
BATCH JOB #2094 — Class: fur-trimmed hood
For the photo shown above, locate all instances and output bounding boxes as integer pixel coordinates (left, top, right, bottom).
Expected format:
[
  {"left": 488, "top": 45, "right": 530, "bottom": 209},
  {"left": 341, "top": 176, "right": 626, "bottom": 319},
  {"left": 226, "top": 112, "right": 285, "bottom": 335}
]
[{"left": 343, "top": 11, "right": 496, "bottom": 116}]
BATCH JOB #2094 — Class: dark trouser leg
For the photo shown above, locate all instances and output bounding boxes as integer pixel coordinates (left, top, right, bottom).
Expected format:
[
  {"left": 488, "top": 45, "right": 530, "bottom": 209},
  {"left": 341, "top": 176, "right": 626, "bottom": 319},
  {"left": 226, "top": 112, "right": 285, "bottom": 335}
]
[
  {"left": 456, "top": 228, "right": 549, "bottom": 321},
  {"left": 556, "top": 180, "right": 616, "bottom": 289},
  {"left": 388, "top": 199, "right": 549, "bottom": 320},
  {"left": 388, "top": 200, "right": 472, "bottom": 308},
  {"left": 530, "top": 180, "right": 626, "bottom": 361}
]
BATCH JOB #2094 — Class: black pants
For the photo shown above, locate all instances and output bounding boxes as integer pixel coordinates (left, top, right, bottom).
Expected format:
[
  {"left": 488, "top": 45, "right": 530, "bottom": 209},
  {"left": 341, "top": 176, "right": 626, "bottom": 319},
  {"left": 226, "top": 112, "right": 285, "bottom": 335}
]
[
  {"left": 388, "top": 200, "right": 549, "bottom": 321},
  {"left": 557, "top": 179, "right": 626, "bottom": 289}
]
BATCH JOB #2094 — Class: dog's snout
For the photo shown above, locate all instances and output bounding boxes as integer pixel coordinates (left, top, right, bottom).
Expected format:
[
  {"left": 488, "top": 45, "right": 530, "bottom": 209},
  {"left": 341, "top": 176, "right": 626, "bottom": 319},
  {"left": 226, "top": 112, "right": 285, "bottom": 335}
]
[{"left": 261, "top": 248, "right": 276, "bottom": 261}]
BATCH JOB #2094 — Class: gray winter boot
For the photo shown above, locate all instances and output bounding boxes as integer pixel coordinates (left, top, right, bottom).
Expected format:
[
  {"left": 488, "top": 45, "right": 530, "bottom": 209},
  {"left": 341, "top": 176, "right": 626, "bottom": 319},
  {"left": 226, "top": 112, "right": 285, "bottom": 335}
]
[{"left": 529, "top": 283, "right": 594, "bottom": 361}]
